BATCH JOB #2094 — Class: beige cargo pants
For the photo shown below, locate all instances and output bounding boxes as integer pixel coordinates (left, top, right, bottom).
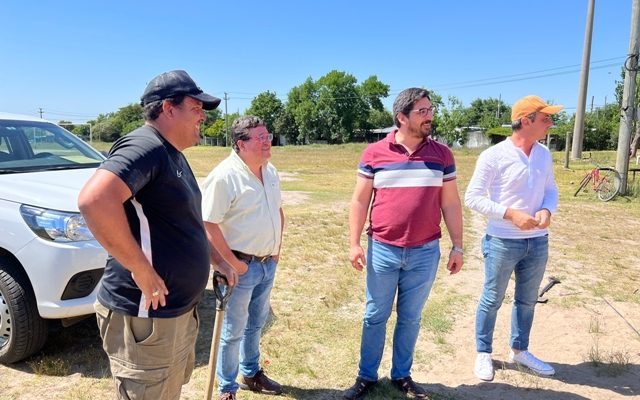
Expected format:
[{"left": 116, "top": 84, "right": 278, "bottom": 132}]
[{"left": 95, "top": 301, "right": 199, "bottom": 400}]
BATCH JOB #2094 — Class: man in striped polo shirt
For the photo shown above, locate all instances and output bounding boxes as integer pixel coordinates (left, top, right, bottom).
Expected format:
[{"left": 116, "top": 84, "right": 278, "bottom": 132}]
[{"left": 344, "top": 88, "right": 464, "bottom": 400}]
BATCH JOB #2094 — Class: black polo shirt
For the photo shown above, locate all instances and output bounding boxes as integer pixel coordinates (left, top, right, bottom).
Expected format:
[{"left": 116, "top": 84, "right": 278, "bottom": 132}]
[{"left": 96, "top": 125, "right": 210, "bottom": 318}]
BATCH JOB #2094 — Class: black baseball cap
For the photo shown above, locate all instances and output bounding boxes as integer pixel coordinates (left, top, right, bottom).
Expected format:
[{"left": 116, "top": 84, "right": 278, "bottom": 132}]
[{"left": 140, "top": 70, "right": 221, "bottom": 110}]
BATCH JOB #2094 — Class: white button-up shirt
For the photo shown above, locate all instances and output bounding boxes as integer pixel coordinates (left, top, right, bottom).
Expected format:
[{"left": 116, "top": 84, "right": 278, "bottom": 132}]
[
  {"left": 202, "top": 150, "right": 282, "bottom": 255},
  {"left": 464, "top": 137, "right": 559, "bottom": 239}
]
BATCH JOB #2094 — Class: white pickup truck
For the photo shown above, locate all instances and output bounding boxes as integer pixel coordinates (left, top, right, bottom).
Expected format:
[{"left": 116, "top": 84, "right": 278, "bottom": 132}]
[{"left": 0, "top": 112, "right": 107, "bottom": 363}]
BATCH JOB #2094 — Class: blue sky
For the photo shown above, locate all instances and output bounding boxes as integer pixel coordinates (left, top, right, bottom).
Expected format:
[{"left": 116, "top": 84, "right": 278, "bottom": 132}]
[{"left": 0, "top": 1, "right": 632, "bottom": 123}]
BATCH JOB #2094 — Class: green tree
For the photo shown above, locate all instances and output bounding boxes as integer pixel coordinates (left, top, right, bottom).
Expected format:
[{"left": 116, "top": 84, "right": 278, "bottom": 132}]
[
  {"left": 274, "top": 108, "right": 300, "bottom": 144},
  {"left": 286, "top": 71, "right": 390, "bottom": 143},
  {"left": 316, "top": 70, "right": 367, "bottom": 142},
  {"left": 287, "top": 77, "right": 319, "bottom": 144},
  {"left": 221, "top": 112, "right": 241, "bottom": 146},
  {"left": 203, "top": 119, "right": 226, "bottom": 145},
  {"left": 58, "top": 120, "right": 74, "bottom": 131},
  {"left": 246, "top": 91, "right": 283, "bottom": 135},
  {"left": 92, "top": 119, "right": 120, "bottom": 142},
  {"left": 433, "top": 96, "right": 470, "bottom": 145},
  {"left": 368, "top": 109, "right": 393, "bottom": 129},
  {"left": 87, "top": 103, "right": 144, "bottom": 140},
  {"left": 203, "top": 109, "right": 222, "bottom": 130},
  {"left": 465, "top": 98, "right": 511, "bottom": 129},
  {"left": 583, "top": 103, "right": 620, "bottom": 150},
  {"left": 358, "top": 75, "right": 390, "bottom": 111},
  {"left": 550, "top": 111, "right": 573, "bottom": 150},
  {"left": 114, "top": 103, "right": 143, "bottom": 125},
  {"left": 71, "top": 125, "right": 91, "bottom": 140}
]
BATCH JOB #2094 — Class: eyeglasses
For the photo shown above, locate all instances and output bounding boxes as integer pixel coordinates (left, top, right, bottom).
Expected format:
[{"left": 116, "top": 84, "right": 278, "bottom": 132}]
[
  {"left": 410, "top": 106, "right": 436, "bottom": 117},
  {"left": 250, "top": 133, "right": 274, "bottom": 143}
]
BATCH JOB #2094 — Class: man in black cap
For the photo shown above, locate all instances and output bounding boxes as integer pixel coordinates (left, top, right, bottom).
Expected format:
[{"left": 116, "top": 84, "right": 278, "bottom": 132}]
[{"left": 79, "top": 70, "right": 233, "bottom": 399}]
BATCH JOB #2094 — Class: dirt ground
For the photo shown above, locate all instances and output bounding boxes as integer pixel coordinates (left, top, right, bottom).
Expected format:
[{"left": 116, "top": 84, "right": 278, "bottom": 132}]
[
  {"left": 405, "top": 207, "right": 640, "bottom": 400},
  {"left": 1, "top": 180, "right": 639, "bottom": 399}
]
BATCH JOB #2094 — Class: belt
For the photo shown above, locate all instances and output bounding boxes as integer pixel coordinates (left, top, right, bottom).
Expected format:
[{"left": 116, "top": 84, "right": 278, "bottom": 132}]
[{"left": 232, "top": 250, "right": 272, "bottom": 264}]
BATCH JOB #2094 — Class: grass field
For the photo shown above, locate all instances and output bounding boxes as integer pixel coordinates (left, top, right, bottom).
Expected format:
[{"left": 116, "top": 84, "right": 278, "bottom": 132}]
[{"left": 1, "top": 143, "right": 639, "bottom": 400}]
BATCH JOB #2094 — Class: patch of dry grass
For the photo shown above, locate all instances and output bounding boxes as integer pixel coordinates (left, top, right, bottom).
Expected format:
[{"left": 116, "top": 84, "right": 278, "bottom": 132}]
[
  {"left": 586, "top": 320, "right": 632, "bottom": 377},
  {"left": 2, "top": 145, "right": 639, "bottom": 399}
]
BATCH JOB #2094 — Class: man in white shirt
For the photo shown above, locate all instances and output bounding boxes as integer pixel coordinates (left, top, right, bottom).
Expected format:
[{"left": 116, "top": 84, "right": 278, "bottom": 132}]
[
  {"left": 465, "top": 95, "right": 561, "bottom": 381},
  {"left": 202, "top": 116, "right": 284, "bottom": 400}
]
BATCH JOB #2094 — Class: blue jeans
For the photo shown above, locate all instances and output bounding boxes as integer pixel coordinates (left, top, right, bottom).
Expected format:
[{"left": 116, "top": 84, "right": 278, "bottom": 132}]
[
  {"left": 358, "top": 237, "right": 440, "bottom": 381},
  {"left": 217, "top": 258, "right": 277, "bottom": 394},
  {"left": 475, "top": 234, "right": 548, "bottom": 354}
]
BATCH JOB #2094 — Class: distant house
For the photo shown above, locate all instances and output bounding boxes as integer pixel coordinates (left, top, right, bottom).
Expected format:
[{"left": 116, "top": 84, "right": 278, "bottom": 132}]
[
  {"left": 369, "top": 126, "right": 397, "bottom": 142},
  {"left": 464, "top": 127, "right": 491, "bottom": 149},
  {"left": 449, "top": 126, "right": 493, "bottom": 149}
]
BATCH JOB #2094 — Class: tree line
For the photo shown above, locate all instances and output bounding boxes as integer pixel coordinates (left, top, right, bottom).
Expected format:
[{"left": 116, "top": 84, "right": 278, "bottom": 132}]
[{"left": 60, "top": 69, "right": 638, "bottom": 153}]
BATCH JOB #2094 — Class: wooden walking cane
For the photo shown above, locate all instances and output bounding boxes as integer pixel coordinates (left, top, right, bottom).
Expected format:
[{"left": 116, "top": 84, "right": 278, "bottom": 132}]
[{"left": 204, "top": 271, "right": 233, "bottom": 400}]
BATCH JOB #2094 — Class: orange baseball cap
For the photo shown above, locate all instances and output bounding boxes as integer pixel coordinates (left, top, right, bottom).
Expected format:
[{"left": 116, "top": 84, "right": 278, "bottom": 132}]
[{"left": 511, "top": 95, "right": 563, "bottom": 121}]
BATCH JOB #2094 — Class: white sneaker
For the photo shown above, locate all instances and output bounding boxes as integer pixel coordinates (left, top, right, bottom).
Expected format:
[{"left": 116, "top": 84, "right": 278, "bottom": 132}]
[
  {"left": 509, "top": 350, "right": 555, "bottom": 376},
  {"left": 474, "top": 353, "right": 495, "bottom": 381}
]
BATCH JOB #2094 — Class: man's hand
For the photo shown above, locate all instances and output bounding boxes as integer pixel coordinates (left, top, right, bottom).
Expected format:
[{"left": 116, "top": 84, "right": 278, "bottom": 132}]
[
  {"left": 447, "top": 250, "right": 463, "bottom": 275},
  {"left": 505, "top": 208, "right": 539, "bottom": 230},
  {"left": 534, "top": 209, "right": 552, "bottom": 229},
  {"left": 231, "top": 256, "right": 249, "bottom": 276},
  {"left": 131, "top": 266, "right": 169, "bottom": 311},
  {"left": 349, "top": 245, "right": 366, "bottom": 271},
  {"left": 213, "top": 260, "right": 239, "bottom": 287}
]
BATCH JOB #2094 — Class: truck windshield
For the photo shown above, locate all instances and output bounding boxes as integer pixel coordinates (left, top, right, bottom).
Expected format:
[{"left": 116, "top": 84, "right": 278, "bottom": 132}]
[{"left": 0, "top": 120, "right": 104, "bottom": 173}]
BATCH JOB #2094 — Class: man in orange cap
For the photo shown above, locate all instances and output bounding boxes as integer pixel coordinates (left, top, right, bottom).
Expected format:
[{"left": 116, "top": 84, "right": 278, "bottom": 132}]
[{"left": 465, "top": 95, "right": 562, "bottom": 381}]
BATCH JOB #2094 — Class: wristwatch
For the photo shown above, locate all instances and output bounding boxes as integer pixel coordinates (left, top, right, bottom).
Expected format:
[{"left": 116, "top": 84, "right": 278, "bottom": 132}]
[{"left": 451, "top": 245, "right": 464, "bottom": 254}]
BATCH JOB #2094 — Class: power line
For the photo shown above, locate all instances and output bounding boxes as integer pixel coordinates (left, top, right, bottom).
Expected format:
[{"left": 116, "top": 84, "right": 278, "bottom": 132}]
[
  {"left": 433, "top": 62, "right": 620, "bottom": 91},
  {"left": 430, "top": 56, "right": 624, "bottom": 90},
  {"left": 225, "top": 56, "right": 626, "bottom": 100},
  {"left": 34, "top": 55, "right": 627, "bottom": 119},
  {"left": 44, "top": 109, "right": 101, "bottom": 118}
]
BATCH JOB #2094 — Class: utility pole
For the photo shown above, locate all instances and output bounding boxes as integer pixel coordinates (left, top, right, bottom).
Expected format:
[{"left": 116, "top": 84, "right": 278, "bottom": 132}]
[
  {"left": 564, "top": 131, "right": 572, "bottom": 169},
  {"left": 572, "top": 0, "right": 595, "bottom": 160},
  {"left": 224, "top": 92, "right": 229, "bottom": 147},
  {"left": 496, "top": 93, "right": 502, "bottom": 119},
  {"left": 38, "top": 108, "right": 44, "bottom": 118},
  {"left": 616, "top": 0, "right": 640, "bottom": 195}
]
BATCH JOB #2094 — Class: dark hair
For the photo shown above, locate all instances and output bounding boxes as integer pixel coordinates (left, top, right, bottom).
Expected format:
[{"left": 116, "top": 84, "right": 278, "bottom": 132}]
[
  {"left": 511, "top": 112, "right": 536, "bottom": 131},
  {"left": 142, "top": 95, "right": 186, "bottom": 121},
  {"left": 393, "top": 88, "right": 431, "bottom": 127},
  {"left": 231, "top": 115, "right": 265, "bottom": 152}
]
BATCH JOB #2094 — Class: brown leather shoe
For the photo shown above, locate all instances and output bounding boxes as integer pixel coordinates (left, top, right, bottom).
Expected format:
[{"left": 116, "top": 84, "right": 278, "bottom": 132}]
[
  {"left": 219, "top": 392, "right": 236, "bottom": 400},
  {"left": 240, "top": 369, "right": 283, "bottom": 395},
  {"left": 391, "top": 376, "right": 430, "bottom": 399}
]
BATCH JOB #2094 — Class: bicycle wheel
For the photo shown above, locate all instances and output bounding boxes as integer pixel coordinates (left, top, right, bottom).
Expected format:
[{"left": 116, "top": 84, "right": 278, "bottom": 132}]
[
  {"left": 574, "top": 173, "right": 592, "bottom": 197},
  {"left": 596, "top": 167, "right": 621, "bottom": 201}
]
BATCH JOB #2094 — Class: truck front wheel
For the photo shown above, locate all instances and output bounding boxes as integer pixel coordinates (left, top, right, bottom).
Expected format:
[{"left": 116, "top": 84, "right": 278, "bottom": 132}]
[{"left": 0, "top": 257, "right": 48, "bottom": 364}]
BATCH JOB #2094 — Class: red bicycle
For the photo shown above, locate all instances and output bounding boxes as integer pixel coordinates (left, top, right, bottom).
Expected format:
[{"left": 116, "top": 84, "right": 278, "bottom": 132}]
[{"left": 573, "top": 166, "right": 621, "bottom": 202}]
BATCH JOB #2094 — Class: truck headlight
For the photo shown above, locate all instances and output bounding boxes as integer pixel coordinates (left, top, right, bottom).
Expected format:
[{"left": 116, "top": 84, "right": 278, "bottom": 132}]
[{"left": 20, "top": 205, "right": 95, "bottom": 242}]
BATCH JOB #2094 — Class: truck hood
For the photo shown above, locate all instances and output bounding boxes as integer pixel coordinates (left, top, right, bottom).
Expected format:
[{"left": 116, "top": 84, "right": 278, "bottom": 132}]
[{"left": 0, "top": 168, "right": 97, "bottom": 212}]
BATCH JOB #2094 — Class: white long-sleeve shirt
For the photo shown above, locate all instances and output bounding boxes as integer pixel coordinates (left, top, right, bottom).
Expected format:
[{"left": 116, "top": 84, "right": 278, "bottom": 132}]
[{"left": 464, "top": 137, "right": 559, "bottom": 239}]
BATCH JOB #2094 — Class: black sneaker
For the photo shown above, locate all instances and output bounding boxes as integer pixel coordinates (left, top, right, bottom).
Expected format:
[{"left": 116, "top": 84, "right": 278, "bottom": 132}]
[
  {"left": 343, "top": 377, "right": 377, "bottom": 400},
  {"left": 391, "top": 376, "right": 430, "bottom": 399}
]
